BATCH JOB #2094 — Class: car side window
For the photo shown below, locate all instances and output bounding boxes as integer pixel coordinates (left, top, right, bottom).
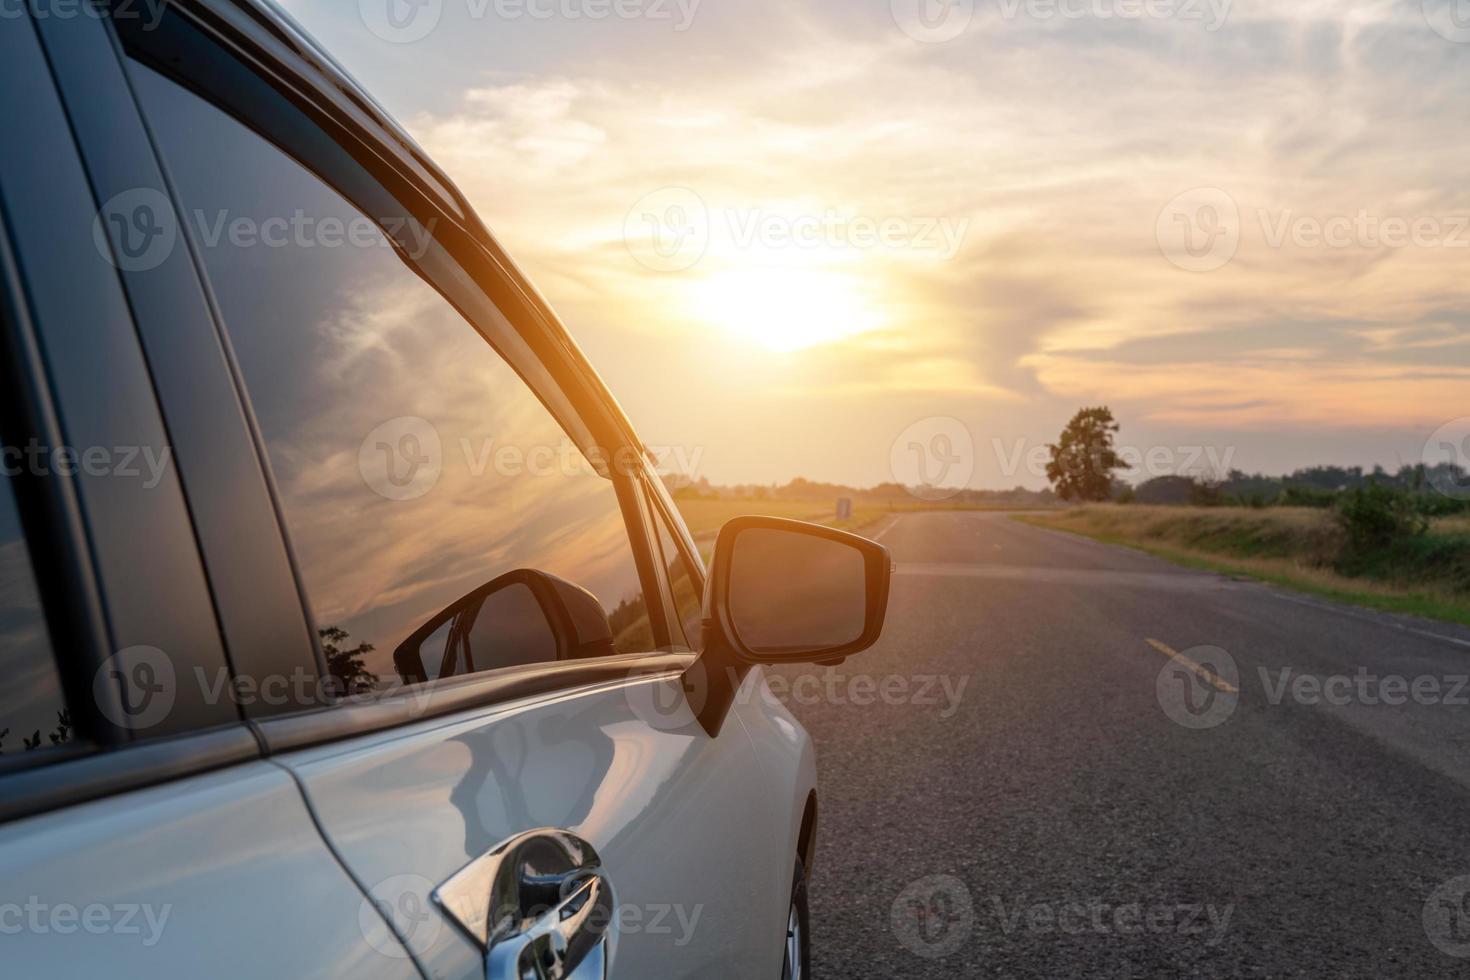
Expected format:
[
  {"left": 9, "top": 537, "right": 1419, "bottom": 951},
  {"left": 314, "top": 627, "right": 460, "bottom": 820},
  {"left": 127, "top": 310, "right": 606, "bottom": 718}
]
[
  {"left": 0, "top": 465, "right": 70, "bottom": 755},
  {"left": 129, "top": 64, "right": 653, "bottom": 690},
  {"left": 649, "top": 497, "right": 705, "bottom": 649}
]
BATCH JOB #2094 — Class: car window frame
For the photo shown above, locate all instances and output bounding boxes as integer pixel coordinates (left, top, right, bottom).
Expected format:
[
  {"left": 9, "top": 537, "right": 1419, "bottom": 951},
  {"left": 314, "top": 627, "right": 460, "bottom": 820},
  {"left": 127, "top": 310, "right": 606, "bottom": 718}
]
[{"left": 104, "top": 0, "right": 691, "bottom": 734}]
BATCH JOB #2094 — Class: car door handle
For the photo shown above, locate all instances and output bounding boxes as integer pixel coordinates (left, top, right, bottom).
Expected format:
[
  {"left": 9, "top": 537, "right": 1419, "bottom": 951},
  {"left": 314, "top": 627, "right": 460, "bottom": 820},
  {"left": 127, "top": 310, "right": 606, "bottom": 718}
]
[{"left": 433, "top": 828, "right": 615, "bottom": 979}]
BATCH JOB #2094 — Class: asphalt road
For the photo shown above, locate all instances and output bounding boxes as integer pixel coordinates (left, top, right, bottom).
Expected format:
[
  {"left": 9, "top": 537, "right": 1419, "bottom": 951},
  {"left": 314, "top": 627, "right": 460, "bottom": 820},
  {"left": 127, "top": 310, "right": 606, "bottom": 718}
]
[{"left": 767, "top": 511, "right": 1470, "bottom": 978}]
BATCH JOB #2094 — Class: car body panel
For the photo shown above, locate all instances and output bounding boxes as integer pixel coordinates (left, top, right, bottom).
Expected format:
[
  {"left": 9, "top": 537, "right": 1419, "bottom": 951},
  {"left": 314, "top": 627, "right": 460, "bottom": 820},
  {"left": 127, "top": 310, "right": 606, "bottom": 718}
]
[
  {"left": 732, "top": 667, "right": 821, "bottom": 973},
  {"left": 276, "top": 671, "right": 791, "bottom": 979},
  {"left": 0, "top": 762, "right": 420, "bottom": 978}
]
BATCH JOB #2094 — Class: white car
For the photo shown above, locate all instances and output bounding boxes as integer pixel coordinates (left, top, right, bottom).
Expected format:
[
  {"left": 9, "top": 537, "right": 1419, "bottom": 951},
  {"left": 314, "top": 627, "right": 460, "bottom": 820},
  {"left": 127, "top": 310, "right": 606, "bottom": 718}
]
[{"left": 0, "top": 2, "right": 891, "bottom": 978}]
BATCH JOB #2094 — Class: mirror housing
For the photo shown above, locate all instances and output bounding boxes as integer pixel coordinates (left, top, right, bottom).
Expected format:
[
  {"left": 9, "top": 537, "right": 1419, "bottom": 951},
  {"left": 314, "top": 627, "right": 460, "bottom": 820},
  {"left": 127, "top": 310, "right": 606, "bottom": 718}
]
[{"left": 704, "top": 516, "right": 892, "bottom": 666}]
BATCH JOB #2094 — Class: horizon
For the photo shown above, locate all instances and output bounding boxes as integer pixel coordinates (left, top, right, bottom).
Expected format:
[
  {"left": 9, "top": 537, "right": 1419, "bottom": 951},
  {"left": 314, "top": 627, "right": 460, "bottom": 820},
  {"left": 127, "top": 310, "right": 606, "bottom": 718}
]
[{"left": 669, "top": 452, "right": 1464, "bottom": 496}]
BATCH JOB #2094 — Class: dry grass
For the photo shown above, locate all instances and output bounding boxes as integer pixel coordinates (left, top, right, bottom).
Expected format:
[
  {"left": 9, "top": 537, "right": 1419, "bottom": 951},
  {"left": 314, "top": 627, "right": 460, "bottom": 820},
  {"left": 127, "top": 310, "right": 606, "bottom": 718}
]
[
  {"left": 1036, "top": 505, "right": 1345, "bottom": 564},
  {"left": 1433, "top": 514, "right": 1470, "bottom": 536}
]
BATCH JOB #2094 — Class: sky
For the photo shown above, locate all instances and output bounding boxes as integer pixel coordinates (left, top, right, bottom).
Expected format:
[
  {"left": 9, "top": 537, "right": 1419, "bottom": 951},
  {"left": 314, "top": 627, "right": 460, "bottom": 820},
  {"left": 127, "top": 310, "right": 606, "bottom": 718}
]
[{"left": 279, "top": 0, "right": 1470, "bottom": 491}]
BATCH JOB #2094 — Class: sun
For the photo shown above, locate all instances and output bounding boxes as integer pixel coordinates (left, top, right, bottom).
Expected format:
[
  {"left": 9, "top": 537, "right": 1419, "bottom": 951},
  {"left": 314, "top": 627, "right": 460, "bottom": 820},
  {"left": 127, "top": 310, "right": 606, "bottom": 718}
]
[{"left": 688, "top": 266, "right": 886, "bottom": 352}]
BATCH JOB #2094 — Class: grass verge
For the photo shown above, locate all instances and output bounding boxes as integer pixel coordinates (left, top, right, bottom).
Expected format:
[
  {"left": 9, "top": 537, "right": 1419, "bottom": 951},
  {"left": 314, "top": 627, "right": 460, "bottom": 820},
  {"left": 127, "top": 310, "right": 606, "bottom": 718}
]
[{"left": 1016, "top": 506, "right": 1470, "bottom": 628}]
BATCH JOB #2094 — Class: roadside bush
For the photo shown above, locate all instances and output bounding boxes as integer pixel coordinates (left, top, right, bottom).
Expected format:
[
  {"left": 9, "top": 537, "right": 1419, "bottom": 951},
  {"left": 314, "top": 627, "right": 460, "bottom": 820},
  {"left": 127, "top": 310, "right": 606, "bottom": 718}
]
[
  {"left": 1278, "top": 484, "right": 1338, "bottom": 509},
  {"left": 1335, "top": 532, "right": 1470, "bottom": 596},
  {"left": 1334, "top": 484, "right": 1428, "bottom": 554},
  {"left": 1187, "top": 480, "right": 1227, "bottom": 507},
  {"left": 1413, "top": 494, "right": 1470, "bottom": 518}
]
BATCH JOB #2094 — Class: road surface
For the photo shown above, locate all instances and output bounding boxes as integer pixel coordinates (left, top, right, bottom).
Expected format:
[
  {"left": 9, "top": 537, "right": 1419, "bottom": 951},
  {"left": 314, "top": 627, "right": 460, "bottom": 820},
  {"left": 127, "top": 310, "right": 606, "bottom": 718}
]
[{"left": 767, "top": 511, "right": 1470, "bottom": 978}]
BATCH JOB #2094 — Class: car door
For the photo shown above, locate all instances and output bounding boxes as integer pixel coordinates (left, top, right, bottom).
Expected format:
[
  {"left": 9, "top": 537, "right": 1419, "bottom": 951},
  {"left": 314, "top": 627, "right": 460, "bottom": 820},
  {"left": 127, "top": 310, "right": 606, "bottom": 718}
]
[
  {"left": 110, "top": 4, "right": 788, "bottom": 976},
  {"left": 0, "top": 11, "right": 419, "bottom": 977}
]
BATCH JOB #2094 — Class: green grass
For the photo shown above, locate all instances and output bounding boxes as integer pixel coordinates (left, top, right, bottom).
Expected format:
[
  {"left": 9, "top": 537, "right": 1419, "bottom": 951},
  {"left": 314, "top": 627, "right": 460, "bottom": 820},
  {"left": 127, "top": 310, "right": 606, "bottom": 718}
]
[{"left": 1017, "top": 506, "right": 1470, "bottom": 628}]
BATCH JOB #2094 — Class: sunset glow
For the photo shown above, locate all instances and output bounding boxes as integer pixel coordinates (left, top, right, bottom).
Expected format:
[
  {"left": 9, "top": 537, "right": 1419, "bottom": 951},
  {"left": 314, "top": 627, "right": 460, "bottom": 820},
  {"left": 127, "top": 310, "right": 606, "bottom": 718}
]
[
  {"left": 282, "top": 0, "right": 1470, "bottom": 488},
  {"left": 689, "top": 266, "right": 887, "bottom": 352}
]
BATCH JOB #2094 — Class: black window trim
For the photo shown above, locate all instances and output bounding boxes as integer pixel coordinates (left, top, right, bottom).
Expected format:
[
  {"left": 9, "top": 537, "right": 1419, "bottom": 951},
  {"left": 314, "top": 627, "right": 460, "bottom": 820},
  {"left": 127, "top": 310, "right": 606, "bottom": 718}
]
[
  {"left": 0, "top": 10, "right": 268, "bottom": 822},
  {"left": 1, "top": 7, "right": 247, "bottom": 754},
  {"left": 0, "top": 216, "right": 110, "bottom": 778}
]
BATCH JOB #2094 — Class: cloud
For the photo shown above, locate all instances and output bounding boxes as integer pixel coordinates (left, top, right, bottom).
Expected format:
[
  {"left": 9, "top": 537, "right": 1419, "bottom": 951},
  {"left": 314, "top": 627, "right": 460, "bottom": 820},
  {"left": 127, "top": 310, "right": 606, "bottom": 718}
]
[{"left": 305, "top": 0, "right": 1470, "bottom": 482}]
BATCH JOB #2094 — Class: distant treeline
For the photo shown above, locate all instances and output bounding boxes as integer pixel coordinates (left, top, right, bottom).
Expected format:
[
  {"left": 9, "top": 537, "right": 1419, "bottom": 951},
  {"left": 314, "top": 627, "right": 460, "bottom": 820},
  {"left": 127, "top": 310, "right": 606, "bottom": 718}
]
[
  {"left": 664, "top": 462, "right": 1470, "bottom": 514},
  {"left": 1125, "top": 463, "right": 1470, "bottom": 514}
]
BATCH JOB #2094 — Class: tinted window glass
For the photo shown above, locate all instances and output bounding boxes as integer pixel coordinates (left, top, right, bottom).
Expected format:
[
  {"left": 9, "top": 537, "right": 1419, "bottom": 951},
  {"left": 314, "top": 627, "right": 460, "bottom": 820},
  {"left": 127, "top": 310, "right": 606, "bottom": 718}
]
[
  {"left": 651, "top": 499, "right": 704, "bottom": 649},
  {"left": 0, "top": 469, "right": 70, "bottom": 754},
  {"left": 133, "top": 65, "right": 652, "bottom": 688}
]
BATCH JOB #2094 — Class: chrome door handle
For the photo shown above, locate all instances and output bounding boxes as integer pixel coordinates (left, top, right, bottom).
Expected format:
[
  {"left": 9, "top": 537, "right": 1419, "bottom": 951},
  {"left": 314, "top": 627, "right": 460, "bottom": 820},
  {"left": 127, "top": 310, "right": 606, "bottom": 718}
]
[{"left": 433, "top": 828, "right": 615, "bottom": 980}]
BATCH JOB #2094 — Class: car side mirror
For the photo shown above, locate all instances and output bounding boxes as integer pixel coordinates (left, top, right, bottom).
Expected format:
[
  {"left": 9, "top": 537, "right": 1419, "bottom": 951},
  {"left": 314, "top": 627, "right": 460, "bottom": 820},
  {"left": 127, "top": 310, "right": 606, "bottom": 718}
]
[
  {"left": 393, "top": 569, "right": 616, "bottom": 683},
  {"left": 705, "top": 517, "right": 892, "bottom": 666}
]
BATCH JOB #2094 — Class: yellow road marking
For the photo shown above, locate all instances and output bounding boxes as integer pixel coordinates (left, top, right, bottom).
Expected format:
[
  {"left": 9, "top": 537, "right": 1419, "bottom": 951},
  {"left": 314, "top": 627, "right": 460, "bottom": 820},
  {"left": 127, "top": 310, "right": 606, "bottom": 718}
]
[{"left": 1146, "top": 638, "right": 1238, "bottom": 693}]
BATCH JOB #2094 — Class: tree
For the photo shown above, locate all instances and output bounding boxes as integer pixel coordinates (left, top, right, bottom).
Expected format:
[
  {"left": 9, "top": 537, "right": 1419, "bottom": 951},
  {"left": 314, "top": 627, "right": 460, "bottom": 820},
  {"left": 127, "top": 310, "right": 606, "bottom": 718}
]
[
  {"left": 320, "top": 626, "right": 379, "bottom": 697},
  {"left": 1046, "top": 407, "right": 1130, "bottom": 502},
  {"left": 0, "top": 710, "right": 72, "bottom": 755}
]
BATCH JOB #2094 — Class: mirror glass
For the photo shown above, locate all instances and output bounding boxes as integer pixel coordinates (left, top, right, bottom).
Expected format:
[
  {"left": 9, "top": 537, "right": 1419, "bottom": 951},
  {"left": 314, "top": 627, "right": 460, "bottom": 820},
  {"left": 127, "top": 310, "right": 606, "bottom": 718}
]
[
  {"left": 394, "top": 577, "right": 561, "bottom": 683},
  {"left": 459, "top": 583, "right": 560, "bottom": 672},
  {"left": 727, "top": 528, "right": 868, "bottom": 655}
]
